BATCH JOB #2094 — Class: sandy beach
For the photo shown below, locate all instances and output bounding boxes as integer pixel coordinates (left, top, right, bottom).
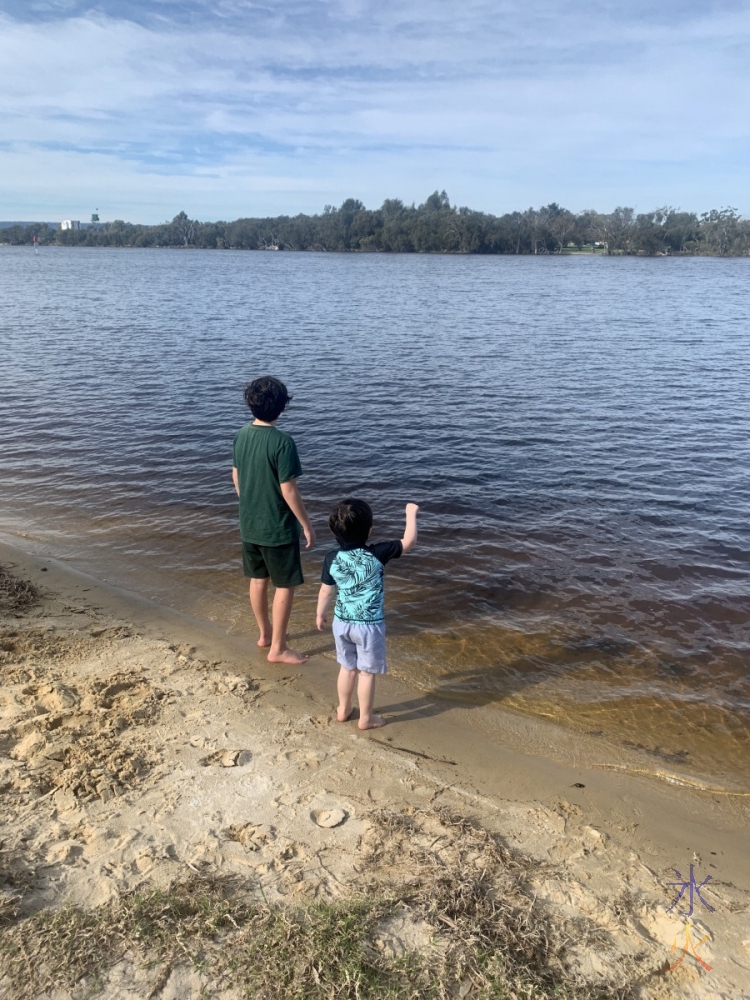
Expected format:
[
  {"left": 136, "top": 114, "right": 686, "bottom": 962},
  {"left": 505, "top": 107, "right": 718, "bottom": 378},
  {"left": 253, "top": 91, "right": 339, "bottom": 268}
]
[{"left": 1, "top": 538, "right": 748, "bottom": 1000}]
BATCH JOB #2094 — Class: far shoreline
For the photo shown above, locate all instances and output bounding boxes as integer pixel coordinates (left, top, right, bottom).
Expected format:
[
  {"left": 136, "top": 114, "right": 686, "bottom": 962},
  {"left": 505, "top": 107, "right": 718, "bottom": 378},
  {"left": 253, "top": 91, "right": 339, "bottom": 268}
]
[
  {"left": 4, "top": 241, "right": 749, "bottom": 257},
  {"left": 3, "top": 195, "right": 749, "bottom": 256}
]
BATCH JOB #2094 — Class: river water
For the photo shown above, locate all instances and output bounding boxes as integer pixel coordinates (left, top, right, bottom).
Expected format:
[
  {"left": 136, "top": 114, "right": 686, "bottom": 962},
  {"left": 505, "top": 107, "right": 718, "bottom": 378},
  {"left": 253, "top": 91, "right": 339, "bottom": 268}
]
[{"left": 1, "top": 246, "right": 748, "bottom": 789}]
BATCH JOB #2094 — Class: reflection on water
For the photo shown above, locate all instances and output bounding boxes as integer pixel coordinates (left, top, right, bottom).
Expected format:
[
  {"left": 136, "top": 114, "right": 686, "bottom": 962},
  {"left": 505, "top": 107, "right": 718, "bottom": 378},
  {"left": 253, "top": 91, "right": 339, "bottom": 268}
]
[{"left": 1, "top": 247, "right": 749, "bottom": 788}]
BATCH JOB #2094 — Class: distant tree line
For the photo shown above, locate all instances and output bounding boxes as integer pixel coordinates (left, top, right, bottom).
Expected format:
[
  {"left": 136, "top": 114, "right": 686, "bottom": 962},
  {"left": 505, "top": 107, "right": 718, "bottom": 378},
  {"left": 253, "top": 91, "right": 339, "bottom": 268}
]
[{"left": 3, "top": 193, "right": 749, "bottom": 255}]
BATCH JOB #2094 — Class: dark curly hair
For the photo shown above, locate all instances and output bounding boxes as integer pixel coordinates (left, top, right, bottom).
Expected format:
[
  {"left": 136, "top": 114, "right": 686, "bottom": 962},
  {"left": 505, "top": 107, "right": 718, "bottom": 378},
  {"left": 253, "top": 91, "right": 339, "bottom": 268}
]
[
  {"left": 328, "top": 498, "right": 373, "bottom": 546},
  {"left": 243, "top": 376, "right": 292, "bottom": 423}
]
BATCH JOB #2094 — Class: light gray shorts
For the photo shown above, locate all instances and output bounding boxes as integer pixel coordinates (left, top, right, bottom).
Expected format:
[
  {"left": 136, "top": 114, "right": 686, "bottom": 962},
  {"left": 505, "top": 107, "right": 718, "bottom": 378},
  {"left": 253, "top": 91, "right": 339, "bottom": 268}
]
[{"left": 332, "top": 619, "right": 387, "bottom": 675}]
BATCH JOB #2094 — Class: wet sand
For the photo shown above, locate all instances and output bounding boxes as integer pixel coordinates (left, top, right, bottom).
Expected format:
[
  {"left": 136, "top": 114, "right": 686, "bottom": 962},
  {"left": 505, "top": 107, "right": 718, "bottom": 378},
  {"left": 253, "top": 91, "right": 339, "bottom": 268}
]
[{"left": 1, "top": 539, "right": 749, "bottom": 999}]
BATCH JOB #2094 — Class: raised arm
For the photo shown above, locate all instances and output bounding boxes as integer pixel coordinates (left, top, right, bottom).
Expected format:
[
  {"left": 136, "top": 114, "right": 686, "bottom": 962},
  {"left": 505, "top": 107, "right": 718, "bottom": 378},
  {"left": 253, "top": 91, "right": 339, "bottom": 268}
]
[
  {"left": 280, "top": 478, "right": 316, "bottom": 549},
  {"left": 401, "top": 503, "right": 419, "bottom": 553}
]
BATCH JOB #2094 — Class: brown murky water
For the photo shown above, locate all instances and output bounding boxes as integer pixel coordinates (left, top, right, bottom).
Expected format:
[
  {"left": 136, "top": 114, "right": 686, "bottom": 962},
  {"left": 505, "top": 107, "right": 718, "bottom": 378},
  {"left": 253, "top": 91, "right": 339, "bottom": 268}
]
[{"left": 2, "top": 246, "right": 748, "bottom": 789}]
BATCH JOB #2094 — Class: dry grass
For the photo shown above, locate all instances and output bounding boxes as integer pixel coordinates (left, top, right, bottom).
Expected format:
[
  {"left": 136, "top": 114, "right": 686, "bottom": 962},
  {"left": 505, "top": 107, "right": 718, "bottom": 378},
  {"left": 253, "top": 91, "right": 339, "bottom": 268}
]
[
  {"left": 0, "top": 565, "right": 40, "bottom": 615},
  {"left": 359, "top": 808, "right": 636, "bottom": 1000},
  {"left": 0, "top": 810, "right": 647, "bottom": 1000}
]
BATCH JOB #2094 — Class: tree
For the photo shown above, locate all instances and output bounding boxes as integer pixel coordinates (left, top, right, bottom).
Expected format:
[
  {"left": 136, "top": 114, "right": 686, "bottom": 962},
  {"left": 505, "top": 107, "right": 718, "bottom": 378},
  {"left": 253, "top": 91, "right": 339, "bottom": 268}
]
[
  {"left": 634, "top": 210, "right": 668, "bottom": 255},
  {"left": 169, "top": 211, "right": 196, "bottom": 247},
  {"left": 592, "top": 207, "right": 635, "bottom": 254},
  {"left": 421, "top": 190, "right": 451, "bottom": 212},
  {"left": 700, "top": 207, "right": 741, "bottom": 256},
  {"left": 542, "top": 203, "right": 577, "bottom": 253},
  {"left": 662, "top": 211, "right": 699, "bottom": 253}
]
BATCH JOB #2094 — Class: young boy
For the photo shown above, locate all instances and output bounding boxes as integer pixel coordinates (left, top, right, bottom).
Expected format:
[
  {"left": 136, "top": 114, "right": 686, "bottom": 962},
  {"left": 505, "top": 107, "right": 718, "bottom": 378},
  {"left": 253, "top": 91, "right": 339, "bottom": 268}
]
[
  {"left": 316, "top": 499, "right": 419, "bottom": 729},
  {"left": 232, "top": 376, "right": 316, "bottom": 664}
]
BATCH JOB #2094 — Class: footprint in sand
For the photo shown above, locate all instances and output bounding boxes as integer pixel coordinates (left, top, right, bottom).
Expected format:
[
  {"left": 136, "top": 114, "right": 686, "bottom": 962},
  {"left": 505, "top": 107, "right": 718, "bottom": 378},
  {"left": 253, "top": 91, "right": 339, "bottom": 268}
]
[
  {"left": 199, "top": 749, "right": 252, "bottom": 767},
  {"left": 35, "top": 682, "right": 80, "bottom": 713},
  {"left": 225, "top": 823, "right": 274, "bottom": 851},
  {"left": 311, "top": 808, "right": 347, "bottom": 829},
  {"left": 10, "top": 730, "right": 46, "bottom": 761}
]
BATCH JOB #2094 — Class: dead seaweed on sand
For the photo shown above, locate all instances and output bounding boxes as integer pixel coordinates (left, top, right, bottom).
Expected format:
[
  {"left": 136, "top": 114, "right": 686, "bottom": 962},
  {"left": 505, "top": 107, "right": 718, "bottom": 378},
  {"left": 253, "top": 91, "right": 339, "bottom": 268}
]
[{"left": 0, "top": 564, "right": 40, "bottom": 616}]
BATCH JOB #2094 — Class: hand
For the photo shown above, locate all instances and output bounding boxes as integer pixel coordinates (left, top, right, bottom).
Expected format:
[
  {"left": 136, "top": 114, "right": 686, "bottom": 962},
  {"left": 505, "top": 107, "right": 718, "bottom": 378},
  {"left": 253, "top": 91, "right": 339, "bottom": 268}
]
[
  {"left": 303, "top": 524, "right": 316, "bottom": 549},
  {"left": 316, "top": 612, "right": 327, "bottom": 631},
  {"left": 405, "top": 503, "right": 420, "bottom": 516}
]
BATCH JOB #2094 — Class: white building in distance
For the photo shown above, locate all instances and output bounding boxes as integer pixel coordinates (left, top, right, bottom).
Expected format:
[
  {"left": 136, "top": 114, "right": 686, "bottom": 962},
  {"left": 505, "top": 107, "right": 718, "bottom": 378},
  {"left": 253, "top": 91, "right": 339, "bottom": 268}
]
[{"left": 60, "top": 220, "right": 81, "bottom": 230}]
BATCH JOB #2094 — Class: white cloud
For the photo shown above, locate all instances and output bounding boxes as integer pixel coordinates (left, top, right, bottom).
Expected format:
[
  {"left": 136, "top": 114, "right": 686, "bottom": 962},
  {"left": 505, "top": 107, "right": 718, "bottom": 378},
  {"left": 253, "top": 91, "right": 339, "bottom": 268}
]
[{"left": 1, "top": 2, "right": 749, "bottom": 220}]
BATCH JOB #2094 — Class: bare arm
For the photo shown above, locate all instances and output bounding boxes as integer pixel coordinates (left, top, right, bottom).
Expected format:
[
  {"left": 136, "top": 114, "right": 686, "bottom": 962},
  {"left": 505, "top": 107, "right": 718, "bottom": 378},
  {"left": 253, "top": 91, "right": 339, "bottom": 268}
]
[
  {"left": 317, "top": 583, "right": 335, "bottom": 631},
  {"left": 280, "top": 478, "right": 316, "bottom": 550},
  {"left": 232, "top": 467, "right": 239, "bottom": 496},
  {"left": 401, "top": 503, "right": 419, "bottom": 553}
]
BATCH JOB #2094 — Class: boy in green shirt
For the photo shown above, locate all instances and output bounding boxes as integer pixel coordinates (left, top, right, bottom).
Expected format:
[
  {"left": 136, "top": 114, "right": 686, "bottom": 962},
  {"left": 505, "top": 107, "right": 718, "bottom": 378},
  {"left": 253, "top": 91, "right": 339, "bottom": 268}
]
[{"left": 232, "top": 376, "right": 315, "bottom": 664}]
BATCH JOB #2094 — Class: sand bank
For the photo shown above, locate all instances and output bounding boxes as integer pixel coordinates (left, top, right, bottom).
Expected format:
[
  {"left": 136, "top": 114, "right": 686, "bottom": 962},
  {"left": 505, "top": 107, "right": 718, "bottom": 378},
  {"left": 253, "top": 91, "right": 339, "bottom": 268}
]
[{"left": 0, "top": 539, "right": 748, "bottom": 999}]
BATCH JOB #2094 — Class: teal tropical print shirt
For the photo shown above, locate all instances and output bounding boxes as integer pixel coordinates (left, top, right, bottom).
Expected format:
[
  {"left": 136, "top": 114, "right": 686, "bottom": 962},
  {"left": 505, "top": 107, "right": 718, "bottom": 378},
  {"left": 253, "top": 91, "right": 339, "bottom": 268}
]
[{"left": 321, "top": 541, "right": 402, "bottom": 623}]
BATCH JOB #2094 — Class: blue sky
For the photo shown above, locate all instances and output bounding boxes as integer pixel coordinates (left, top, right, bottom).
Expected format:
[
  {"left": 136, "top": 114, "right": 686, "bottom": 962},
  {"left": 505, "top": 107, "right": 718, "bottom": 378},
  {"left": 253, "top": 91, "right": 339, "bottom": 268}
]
[{"left": 1, "top": 0, "right": 749, "bottom": 222}]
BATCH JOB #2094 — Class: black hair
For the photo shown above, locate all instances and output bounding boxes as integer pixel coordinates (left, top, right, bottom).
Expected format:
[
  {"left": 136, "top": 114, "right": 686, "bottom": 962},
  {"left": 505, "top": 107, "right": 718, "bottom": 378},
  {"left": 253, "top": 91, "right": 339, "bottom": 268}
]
[
  {"left": 328, "top": 498, "right": 373, "bottom": 546},
  {"left": 243, "top": 376, "right": 292, "bottom": 423}
]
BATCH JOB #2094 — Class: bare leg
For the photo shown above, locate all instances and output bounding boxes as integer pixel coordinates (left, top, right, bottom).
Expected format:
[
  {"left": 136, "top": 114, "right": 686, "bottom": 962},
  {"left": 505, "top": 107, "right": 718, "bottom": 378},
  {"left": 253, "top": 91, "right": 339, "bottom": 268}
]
[
  {"left": 267, "top": 586, "right": 308, "bottom": 664},
  {"left": 337, "top": 666, "right": 357, "bottom": 722},
  {"left": 249, "top": 578, "right": 272, "bottom": 647},
  {"left": 357, "top": 672, "right": 385, "bottom": 730}
]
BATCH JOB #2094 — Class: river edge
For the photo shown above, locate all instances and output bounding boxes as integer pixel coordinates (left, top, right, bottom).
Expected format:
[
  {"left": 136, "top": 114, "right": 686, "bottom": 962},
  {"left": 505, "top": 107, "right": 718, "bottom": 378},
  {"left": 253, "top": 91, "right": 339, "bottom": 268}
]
[{"left": 1, "top": 538, "right": 749, "bottom": 999}]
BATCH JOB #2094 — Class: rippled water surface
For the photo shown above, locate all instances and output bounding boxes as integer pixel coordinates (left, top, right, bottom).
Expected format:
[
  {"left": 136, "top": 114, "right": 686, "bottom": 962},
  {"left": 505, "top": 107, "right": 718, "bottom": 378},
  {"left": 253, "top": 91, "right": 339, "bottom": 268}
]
[{"left": 1, "top": 247, "right": 749, "bottom": 786}]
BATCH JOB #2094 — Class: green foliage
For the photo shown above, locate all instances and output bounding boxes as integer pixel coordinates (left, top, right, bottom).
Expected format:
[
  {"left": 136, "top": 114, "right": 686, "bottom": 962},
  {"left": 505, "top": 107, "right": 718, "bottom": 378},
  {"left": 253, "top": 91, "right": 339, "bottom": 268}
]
[{"left": 2, "top": 195, "right": 749, "bottom": 254}]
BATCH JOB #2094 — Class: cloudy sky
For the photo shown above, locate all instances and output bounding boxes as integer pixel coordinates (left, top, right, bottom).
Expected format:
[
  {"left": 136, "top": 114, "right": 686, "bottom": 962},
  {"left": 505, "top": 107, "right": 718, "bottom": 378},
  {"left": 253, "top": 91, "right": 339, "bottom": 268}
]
[{"left": 1, "top": 0, "right": 749, "bottom": 222}]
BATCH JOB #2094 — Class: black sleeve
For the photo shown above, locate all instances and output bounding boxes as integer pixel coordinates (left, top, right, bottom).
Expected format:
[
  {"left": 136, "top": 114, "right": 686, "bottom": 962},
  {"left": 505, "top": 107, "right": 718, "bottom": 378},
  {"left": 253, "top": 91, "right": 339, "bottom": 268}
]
[
  {"left": 321, "top": 550, "right": 337, "bottom": 586},
  {"left": 371, "top": 540, "right": 403, "bottom": 566}
]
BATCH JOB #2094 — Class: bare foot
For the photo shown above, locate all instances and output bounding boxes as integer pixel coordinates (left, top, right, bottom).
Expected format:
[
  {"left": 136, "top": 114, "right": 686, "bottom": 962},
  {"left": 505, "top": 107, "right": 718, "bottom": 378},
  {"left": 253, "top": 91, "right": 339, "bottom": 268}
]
[
  {"left": 358, "top": 715, "right": 386, "bottom": 730},
  {"left": 337, "top": 706, "right": 354, "bottom": 722},
  {"left": 267, "top": 648, "right": 308, "bottom": 664},
  {"left": 257, "top": 634, "right": 272, "bottom": 648}
]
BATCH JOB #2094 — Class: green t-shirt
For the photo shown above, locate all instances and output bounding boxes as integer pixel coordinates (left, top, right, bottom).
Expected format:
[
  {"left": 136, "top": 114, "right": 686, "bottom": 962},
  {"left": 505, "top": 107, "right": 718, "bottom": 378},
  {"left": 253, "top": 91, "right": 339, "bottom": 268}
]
[{"left": 232, "top": 423, "right": 303, "bottom": 546}]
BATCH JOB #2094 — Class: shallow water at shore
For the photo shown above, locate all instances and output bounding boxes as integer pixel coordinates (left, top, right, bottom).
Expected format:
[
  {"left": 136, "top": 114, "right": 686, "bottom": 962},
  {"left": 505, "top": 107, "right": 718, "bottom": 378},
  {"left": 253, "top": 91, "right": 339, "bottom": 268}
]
[{"left": 1, "top": 246, "right": 749, "bottom": 789}]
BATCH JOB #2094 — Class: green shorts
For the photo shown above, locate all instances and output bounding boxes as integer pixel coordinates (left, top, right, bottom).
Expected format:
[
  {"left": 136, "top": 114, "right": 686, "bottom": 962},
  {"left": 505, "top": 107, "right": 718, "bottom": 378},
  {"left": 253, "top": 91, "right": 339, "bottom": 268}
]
[{"left": 242, "top": 540, "right": 304, "bottom": 588}]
